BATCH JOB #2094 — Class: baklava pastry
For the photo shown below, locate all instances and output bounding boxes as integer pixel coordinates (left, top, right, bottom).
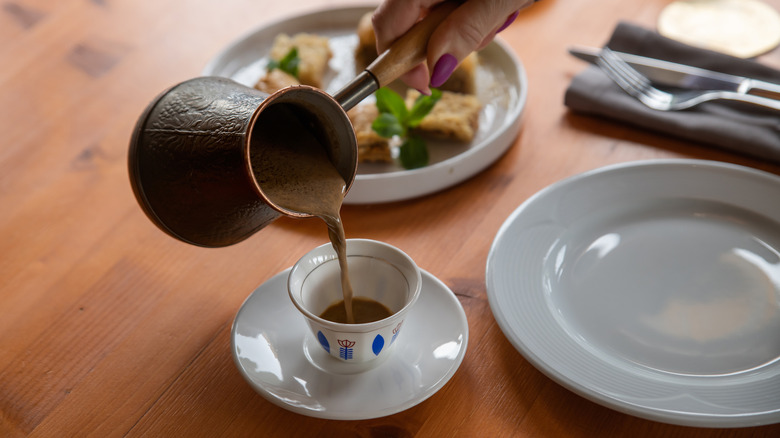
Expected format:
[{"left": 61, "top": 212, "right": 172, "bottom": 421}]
[
  {"left": 269, "top": 33, "right": 332, "bottom": 88},
  {"left": 347, "top": 104, "right": 392, "bottom": 163},
  {"left": 406, "top": 90, "right": 481, "bottom": 143},
  {"left": 355, "top": 12, "right": 378, "bottom": 67},
  {"left": 254, "top": 68, "right": 300, "bottom": 94},
  {"left": 439, "top": 52, "right": 478, "bottom": 95}
]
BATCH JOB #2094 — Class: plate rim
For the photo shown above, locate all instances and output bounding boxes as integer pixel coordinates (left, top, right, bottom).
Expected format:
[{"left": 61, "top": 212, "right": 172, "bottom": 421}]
[{"left": 485, "top": 158, "right": 780, "bottom": 428}]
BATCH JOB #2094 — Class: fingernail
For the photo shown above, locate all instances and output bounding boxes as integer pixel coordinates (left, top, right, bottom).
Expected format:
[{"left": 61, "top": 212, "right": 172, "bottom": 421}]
[
  {"left": 416, "top": 87, "right": 432, "bottom": 96},
  {"left": 430, "top": 53, "right": 458, "bottom": 88},
  {"left": 497, "top": 10, "right": 520, "bottom": 33}
]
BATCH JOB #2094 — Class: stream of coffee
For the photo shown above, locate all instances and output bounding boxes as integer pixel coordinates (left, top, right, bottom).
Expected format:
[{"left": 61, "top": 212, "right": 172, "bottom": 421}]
[{"left": 250, "top": 103, "right": 376, "bottom": 324}]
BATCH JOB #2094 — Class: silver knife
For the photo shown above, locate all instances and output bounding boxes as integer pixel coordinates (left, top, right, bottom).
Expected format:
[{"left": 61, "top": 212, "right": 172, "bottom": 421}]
[{"left": 569, "top": 46, "right": 780, "bottom": 100}]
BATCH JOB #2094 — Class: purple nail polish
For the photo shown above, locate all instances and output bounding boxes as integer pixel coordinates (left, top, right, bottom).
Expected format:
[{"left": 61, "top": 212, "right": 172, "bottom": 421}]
[
  {"left": 430, "top": 53, "right": 458, "bottom": 88},
  {"left": 497, "top": 10, "right": 520, "bottom": 33}
]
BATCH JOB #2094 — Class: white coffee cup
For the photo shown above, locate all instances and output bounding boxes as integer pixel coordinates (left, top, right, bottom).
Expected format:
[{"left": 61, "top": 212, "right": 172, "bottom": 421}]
[{"left": 288, "top": 239, "right": 422, "bottom": 363}]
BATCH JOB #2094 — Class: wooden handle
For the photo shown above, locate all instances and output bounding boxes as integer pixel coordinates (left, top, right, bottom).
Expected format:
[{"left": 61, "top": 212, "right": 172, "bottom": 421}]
[{"left": 366, "top": 2, "right": 459, "bottom": 87}]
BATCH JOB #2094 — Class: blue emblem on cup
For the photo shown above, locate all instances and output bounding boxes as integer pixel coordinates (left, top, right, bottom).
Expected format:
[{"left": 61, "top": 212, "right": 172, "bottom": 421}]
[
  {"left": 391, "top": 321, "right": 403, "bottom": 344},
  {"left": 317, "top": 331, "right": 330, "bottom": 354},
  {"left": 372, "top": 335, "right": 384, "bottom": 356},
  {"left": 338, "top": 339, "right": 355, "bottom": 360}
]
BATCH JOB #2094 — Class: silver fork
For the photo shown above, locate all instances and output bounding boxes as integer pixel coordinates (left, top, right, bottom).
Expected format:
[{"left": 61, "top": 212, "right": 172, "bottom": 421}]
[{"left": 596, "top": 47, "right": 780, "bottom": 112}]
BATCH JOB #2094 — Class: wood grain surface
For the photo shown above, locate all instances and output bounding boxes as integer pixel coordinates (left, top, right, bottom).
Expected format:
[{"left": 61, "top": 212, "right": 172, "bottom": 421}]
[{"left": 1, "top": 0, "right": 779, "bottom": 436}]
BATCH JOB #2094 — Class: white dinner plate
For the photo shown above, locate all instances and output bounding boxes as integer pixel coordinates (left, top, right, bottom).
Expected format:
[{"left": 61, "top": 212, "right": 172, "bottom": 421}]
[
  {"left": 231, "top": 268, "right": 468, "bottom": 420},
  {"left": 486, "top": 159, "right": 780, "bottom": 427},
  {"left": 202, "top": 5, "right": 527, "bottom": 204}
]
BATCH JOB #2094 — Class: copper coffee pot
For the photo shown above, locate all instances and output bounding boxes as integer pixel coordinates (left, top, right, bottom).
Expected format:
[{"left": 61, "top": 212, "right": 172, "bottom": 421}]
[{"left": 128, "top": 3, "right": 456, "bottom": 247}]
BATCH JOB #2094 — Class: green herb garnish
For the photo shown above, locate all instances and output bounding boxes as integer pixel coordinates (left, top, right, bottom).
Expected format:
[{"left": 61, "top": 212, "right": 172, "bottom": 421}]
[
  {"left": 371, "top": 88, "right": 442, "bottom": 169},
  {"left": 267, "top": 47, "right": 300, "bottom": 78},
  {"left": 398, "top": 136, "right": 429, "bottom": 170}
]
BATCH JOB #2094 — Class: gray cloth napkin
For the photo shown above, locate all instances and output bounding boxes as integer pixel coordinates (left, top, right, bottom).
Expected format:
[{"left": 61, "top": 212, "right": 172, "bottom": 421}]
[{"left": 564, "top": 22, "right": 780, "bottom": 163}]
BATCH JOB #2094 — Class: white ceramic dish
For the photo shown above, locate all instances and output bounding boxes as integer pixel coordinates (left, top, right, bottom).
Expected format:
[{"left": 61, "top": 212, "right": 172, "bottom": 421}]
[
  {"left": 486, "top": 159, "right": 780, "bottom": 427},
  {"left": 231, "top": 268, "right": 468, "bottom": 420},
  {"left": 202, "top": 5, "right": 527, "bottom": 204}
]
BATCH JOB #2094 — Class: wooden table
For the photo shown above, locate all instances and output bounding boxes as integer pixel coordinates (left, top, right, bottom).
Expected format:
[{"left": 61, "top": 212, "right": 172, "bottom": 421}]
[{"left": 2, "top": 0, "right": 779, "bottom": 436}]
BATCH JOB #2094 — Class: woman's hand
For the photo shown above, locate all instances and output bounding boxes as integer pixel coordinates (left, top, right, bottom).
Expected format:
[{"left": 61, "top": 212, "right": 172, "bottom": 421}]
[{"left": 372, "top": 0, "right": 538, "bottom": 93}]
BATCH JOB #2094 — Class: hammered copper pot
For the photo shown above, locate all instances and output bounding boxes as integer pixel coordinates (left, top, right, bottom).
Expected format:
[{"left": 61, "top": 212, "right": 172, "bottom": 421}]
[
  {"left": 127, "top": 4, "right": 455, "bottom": 248},
  {"left": 128, "top": 77, "right": 358, "bottom": 247}
]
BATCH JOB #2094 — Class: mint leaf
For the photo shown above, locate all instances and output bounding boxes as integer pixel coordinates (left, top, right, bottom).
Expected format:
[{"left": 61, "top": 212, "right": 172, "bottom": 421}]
[
  {"left": 372, "top": 87, "right": 442, "bottom": 170},
  {"left": 406, "top": 88, "right": 442, "bottom": 127},
  {"left": 267, "top": 47, "right": 300, "bottom": 78},
  {"left": 371, "top": 112, "right": 405, "bottom": 138},
  {"left": 399, "top": 136, "right": 429, "bottom": 169},
  {"left": 374, "top": 87, "right": 408, "bottom": 121}
]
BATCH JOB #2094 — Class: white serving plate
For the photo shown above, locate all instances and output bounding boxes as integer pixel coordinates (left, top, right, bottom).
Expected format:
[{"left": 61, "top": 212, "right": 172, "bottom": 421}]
[
  {"left": 203, "top": 5, "right": 526, "bottom": 204},
  {"left": 486, "top": 159, "right": 780, "bottom": 427}
]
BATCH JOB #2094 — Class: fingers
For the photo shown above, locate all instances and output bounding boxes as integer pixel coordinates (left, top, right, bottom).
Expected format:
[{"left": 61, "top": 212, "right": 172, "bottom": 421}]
[
  {"left": 372, "top": 0, "right": 535, "bottom": 90},
  {"left": 371, "top": 0, "right": 441, "bottom": 93},
  {"left": 372, "top": 0, "right": 441, "bottom": 53},
  {"left": 426, "top": 0, "right": 526, "bottom": 82},
  {"left": 496, "top": 9, "right": 521, "bottom": 34},
  {"left": 400, "top": 64, "right": 433, "bottom": 95}
]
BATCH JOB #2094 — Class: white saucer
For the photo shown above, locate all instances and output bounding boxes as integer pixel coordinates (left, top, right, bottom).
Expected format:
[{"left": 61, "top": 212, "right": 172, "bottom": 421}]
[{"left": 231, "top": 268, "right": 468, "bottom": 420}]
